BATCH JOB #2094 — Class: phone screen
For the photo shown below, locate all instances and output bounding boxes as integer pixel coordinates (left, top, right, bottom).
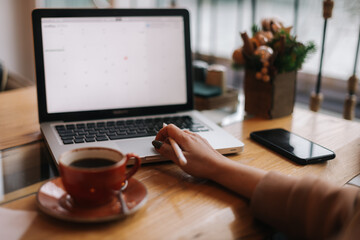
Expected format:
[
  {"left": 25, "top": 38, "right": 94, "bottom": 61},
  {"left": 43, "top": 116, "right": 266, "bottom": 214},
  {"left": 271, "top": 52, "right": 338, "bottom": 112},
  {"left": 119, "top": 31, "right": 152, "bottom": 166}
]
[{"left": 250, "top": 128, "right": 335, "bottom": 164}]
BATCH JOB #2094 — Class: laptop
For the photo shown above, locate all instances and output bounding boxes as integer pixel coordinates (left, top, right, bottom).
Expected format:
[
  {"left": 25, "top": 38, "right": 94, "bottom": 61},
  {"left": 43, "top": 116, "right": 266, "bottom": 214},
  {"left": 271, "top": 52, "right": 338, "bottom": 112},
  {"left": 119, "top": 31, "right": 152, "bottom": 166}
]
[{"left": 32, "top": 8, "right": 244, "bottom": 164}]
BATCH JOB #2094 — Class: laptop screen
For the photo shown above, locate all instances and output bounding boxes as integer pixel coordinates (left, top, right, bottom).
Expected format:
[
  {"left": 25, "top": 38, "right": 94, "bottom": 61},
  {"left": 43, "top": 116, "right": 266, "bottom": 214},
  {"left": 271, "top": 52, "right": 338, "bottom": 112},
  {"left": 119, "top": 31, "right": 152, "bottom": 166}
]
[{"left": 40, "top": 16, "right": 187, "bottom": 114}]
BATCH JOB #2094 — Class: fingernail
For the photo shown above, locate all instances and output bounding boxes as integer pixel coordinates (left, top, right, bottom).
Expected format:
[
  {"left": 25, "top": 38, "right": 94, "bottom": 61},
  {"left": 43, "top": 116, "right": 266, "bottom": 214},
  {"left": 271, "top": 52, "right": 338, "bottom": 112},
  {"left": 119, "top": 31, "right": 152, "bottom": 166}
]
[{"left": 152, "top": 140, "right": 163, "bottom": 149}]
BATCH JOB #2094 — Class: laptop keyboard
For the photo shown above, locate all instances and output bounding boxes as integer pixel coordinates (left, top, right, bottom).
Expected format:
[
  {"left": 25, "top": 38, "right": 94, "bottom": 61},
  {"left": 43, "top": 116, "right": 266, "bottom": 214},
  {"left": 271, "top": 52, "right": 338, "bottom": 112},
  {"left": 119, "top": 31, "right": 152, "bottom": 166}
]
[{"left": 54, "top": 115, "right": 210, "bottom": 145}]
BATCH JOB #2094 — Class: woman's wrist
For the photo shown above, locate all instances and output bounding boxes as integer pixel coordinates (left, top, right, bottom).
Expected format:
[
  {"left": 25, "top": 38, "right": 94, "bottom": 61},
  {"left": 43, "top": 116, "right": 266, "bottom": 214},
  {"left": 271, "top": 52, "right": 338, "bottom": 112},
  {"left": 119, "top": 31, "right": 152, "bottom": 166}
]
[
  {"left": 208, "top": 158, "right": 266, "bottom": 199},
  {"left": 207, "top": 155, "right": 236, "bottom": 182}
]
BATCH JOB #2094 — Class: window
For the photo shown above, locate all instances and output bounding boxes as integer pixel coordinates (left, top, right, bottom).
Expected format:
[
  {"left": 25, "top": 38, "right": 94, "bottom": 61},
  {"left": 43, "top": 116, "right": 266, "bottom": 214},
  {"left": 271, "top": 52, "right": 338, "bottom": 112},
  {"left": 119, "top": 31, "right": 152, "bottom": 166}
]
[{"left": 37, "top": 0, "right": 360, "bottom": 119}]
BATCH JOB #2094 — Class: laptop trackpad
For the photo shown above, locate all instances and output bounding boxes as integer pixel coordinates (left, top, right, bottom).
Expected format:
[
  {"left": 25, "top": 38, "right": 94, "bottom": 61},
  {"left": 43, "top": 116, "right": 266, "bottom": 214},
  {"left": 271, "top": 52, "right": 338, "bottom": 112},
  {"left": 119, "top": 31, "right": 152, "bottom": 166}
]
[{"left": 115, "top": 137, "right": 158, "bottom": 158}]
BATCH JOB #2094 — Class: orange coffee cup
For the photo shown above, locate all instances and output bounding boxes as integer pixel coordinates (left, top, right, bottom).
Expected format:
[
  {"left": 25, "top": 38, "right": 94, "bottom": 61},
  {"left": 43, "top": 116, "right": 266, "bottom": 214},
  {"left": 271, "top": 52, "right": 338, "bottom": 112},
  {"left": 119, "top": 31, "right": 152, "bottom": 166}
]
[{"left": 58, "top": 147, "right": 141, "bottom": 207}]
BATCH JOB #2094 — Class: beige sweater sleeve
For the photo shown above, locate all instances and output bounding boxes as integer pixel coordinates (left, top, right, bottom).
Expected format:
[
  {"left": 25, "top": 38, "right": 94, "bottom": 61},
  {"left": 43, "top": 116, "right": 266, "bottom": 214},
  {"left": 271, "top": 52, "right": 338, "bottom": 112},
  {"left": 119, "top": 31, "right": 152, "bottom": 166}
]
[{"left": 250, "top": 171, "right": 360, "bottom": 240}]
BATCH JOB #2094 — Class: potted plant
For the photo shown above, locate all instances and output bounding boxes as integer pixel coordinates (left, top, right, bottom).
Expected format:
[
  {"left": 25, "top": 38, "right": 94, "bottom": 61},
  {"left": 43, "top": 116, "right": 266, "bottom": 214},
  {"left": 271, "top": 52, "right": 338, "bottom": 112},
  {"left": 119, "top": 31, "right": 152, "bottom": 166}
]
[{"left": 233, "top": 18, "right": 315, "bottom": 118}]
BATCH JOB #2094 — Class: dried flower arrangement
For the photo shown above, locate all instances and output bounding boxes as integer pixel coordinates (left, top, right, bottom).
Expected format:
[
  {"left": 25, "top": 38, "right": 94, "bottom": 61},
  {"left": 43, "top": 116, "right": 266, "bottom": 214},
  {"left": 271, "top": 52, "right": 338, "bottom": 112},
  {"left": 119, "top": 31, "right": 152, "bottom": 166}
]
[{"left": 232, "top": 18, "right": 316, "bottom": 82}]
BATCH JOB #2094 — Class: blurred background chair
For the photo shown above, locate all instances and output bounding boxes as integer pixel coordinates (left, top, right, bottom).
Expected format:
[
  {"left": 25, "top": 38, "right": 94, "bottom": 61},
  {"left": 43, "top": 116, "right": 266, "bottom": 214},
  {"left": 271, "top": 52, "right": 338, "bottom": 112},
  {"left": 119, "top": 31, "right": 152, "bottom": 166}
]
[
  {"left": 0, "top": 61, "right": 8, "bottom": 92},
  {"left": 0, "top": 61, "right": 34, "bottom": 91}
]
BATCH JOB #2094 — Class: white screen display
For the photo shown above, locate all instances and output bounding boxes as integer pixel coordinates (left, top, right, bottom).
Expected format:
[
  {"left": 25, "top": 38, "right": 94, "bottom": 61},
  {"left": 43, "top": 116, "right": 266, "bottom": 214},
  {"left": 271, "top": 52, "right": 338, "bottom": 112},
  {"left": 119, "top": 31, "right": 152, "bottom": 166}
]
[{"left": 41, "top": 16, "right": 187, "bottom": 113}]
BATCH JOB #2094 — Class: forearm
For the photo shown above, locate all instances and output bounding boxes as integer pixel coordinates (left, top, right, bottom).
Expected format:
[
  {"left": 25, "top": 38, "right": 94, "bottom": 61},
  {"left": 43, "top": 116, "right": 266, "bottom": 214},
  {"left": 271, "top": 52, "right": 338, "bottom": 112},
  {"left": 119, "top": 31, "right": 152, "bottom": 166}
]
[
  {"left": 251, "top": 172, "right": 360, "bottom": 239},
  {"left": 210, "top": 158, "right": 266, "bottom": 199}
]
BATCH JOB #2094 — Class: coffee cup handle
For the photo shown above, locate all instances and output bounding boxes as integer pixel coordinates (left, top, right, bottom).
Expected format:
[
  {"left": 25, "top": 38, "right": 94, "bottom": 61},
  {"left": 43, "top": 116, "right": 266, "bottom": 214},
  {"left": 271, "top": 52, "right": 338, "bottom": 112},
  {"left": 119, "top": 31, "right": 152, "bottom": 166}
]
[{"left": 125, "top": 153, "right": 141, "bottom": 180}]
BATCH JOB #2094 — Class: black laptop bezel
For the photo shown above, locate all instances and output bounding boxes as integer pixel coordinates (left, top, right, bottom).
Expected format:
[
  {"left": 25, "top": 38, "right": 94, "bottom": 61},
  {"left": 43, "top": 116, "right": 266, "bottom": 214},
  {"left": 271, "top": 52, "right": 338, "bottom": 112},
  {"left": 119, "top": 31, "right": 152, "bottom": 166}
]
[{"left": 32, "top": 8, "right": 193, "bottom": 123}]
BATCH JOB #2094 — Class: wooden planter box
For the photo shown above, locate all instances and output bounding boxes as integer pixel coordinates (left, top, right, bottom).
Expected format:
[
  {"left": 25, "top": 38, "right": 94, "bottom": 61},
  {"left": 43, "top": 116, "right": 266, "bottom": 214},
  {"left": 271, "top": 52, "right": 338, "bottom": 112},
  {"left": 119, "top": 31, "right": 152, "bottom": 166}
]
[{"left": 244, "top": 70, "right": 297, "bottom": 119}]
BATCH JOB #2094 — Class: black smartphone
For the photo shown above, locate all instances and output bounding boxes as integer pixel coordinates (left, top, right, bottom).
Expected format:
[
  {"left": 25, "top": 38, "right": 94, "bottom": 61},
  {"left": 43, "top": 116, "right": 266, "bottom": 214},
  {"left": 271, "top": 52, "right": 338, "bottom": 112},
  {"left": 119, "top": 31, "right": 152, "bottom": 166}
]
[{"left": 250, "top": 128, "right": 336, "bottom": 165}]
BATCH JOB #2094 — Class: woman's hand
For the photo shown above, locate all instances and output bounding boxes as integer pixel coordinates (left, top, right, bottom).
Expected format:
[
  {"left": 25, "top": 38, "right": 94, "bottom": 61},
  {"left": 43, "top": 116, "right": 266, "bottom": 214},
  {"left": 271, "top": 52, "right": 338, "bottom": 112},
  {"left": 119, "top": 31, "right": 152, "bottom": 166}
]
[
  {"left": 152, "top": 124, "right": 266, "bottom": 198},
  {"left": 152, "top": 124, "right": 230, "bottom": 180}
]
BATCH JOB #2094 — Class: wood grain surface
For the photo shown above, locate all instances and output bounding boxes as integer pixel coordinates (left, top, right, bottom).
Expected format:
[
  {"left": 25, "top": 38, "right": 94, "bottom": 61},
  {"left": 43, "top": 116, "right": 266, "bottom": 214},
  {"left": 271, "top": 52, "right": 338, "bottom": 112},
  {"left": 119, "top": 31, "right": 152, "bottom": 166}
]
[
  {"left": 0, "top": 87, "right": 41, "bottom": 150},
  {"left": 1, "top": 86, "right": 360, "bottom": 240},
  {"left": 223, "top": 107, "right": 360, "bottom": 185}
]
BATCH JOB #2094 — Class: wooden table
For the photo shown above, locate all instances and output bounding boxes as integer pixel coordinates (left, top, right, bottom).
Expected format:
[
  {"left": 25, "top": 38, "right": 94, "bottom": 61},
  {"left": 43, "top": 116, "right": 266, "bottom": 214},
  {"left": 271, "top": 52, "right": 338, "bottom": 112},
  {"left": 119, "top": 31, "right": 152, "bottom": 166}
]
[{"left": 1, "top": 86, "right": 360, "bottom": 239}]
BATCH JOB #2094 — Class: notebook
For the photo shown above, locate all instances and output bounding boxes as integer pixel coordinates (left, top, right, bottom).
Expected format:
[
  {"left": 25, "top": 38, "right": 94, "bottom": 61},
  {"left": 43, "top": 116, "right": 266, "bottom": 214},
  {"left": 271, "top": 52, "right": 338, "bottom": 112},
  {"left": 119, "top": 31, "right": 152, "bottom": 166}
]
[{"left": 32, "top": 8, "right": 244, "bottom": 164}]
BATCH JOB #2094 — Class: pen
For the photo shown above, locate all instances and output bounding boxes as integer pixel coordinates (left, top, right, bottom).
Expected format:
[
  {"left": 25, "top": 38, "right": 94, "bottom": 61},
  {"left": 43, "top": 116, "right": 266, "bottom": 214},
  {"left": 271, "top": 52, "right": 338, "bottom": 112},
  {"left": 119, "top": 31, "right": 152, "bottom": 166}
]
[{"left": 163, "top": 123, "right": 187, "bottom": 166}]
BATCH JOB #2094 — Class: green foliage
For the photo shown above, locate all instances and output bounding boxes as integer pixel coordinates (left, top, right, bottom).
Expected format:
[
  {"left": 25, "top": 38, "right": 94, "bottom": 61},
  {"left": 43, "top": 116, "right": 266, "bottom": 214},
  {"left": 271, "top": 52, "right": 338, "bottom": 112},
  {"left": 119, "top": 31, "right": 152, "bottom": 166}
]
[
  {"left": 267, "top": 30, "right": 316, "bottom": 73},
  {"left": 234, "top": 22, "right": 316, "bottom": 76},
  {"left": 251, "top": 24, "right": 261, "bottom": 36}
]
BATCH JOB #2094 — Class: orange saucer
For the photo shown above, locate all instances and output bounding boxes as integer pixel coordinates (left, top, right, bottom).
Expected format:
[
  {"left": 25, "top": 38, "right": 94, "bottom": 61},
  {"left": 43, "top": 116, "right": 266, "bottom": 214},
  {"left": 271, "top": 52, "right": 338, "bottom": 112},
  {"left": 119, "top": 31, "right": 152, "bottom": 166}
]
[{"left": 37, "top": 177, "right": 147, "bottom": 223}]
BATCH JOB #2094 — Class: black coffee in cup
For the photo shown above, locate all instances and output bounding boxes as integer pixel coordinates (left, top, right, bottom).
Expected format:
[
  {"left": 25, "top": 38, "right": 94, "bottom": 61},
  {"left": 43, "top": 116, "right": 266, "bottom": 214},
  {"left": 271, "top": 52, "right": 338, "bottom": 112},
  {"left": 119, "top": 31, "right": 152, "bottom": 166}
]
[{"left": 69, "top": 158, "right": 117, "bottom": 168}]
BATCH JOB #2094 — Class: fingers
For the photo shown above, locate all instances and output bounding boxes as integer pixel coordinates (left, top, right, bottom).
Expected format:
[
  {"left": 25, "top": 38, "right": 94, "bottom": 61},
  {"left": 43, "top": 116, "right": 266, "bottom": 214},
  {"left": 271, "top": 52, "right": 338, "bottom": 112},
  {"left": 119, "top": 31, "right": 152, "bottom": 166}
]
[
  {"left": 154, "top": 124, "right": 192, "bottom": 166},
  {"left": 155, "top": 124, "right": 209, "bottom": 150},
  {"left": 152, "top": 140, "right": 179, "bottom": 165},
  {"left": 155, "top": 124, "right": 188, "bottom": 145},
  {"left": 155, "top": 124, "right": 177, "bottom": 141},
  {"left": 183, "top": 129, "right": 197, "bottom": 136}
]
